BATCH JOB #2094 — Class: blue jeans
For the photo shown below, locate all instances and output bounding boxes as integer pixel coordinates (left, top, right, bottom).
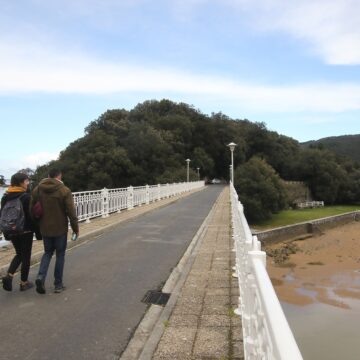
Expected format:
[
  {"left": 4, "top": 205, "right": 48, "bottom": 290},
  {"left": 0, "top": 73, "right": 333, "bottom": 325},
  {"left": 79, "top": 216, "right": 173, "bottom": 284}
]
[{"left": 37, "top": 234, "right": 67, "bottom": 287}]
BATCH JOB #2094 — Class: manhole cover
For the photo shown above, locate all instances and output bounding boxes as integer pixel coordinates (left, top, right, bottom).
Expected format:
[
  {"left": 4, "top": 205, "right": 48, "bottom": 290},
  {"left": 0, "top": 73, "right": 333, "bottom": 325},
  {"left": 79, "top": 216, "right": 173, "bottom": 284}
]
[{"left": 142, "top": 290, "right": 171, "bottom": 306}]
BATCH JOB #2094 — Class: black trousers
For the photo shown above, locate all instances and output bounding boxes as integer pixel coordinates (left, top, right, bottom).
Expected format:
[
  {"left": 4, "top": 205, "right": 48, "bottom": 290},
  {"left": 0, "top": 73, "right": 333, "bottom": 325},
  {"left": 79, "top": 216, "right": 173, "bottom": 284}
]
[{"left": 8, "top": 232, "right": 34, "bottom": 282}]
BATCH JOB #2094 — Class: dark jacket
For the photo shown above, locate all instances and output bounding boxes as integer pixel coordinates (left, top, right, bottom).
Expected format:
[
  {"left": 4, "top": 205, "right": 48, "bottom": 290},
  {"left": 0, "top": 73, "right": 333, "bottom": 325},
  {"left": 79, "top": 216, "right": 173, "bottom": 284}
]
[
  {"left": 1, "top": 191, "right": 41, "bottom": 240},
  {"left": 31, "top": 178, "right": 78, "bottom": 237}
]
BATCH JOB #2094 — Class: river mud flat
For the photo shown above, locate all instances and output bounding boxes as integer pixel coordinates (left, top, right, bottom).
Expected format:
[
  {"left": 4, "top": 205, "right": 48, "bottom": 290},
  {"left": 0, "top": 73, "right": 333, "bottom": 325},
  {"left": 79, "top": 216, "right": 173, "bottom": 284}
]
[
  {"left": 265, "top": 221, "right": 360, "bottom": 308},
  {"left": 265, "top": 221, "right": 360, "bottom": 359}
]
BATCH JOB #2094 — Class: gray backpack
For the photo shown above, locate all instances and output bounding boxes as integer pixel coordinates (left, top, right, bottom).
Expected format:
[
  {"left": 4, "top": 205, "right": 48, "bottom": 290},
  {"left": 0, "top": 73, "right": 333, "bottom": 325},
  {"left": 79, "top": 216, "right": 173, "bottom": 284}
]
[{"left": 0, "top": 194, "right": 26, "bottom": 236}]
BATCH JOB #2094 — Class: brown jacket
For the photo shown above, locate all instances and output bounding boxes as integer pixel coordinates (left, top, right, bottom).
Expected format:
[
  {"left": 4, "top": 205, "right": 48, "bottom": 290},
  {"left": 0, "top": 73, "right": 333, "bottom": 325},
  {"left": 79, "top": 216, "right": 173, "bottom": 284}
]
[{"left": 31, "top": 178, "right": 79, "bottom": 237}]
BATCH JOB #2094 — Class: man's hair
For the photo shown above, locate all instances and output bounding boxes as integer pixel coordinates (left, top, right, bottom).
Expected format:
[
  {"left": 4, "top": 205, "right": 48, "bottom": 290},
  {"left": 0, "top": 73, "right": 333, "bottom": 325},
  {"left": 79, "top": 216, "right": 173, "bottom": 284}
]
[
  {"left": 48, "top": 168, "right": 62, "bottom": 179},
  {"left": 10, "top": 172, "right": 29, "bottom": 186}
]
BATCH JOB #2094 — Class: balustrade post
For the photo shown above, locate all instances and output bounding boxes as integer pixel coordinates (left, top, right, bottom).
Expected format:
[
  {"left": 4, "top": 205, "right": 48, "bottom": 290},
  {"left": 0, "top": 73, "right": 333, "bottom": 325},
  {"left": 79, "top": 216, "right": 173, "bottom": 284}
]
[
  {"left": 145, "top": 185, "right": 150, "bottom": 204},
  {"left": 101, "top": 188, "right": 109, "bottom": 218},
  {"left": 249, "top": 250, "right": 266, "bottom": 267},
  {"left": 157, "top": 184, "right": 161, "bottom": 201},
  {"left": 127, "top": 186, "right": 134, "bottom": 210}
]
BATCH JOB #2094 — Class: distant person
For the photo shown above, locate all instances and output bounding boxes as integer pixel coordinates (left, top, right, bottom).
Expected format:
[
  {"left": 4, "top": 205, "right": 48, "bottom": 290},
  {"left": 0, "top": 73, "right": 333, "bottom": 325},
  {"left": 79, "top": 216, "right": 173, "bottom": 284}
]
[
  {"left": 31, "top": 168, "right": 79, "bottom": 294},
  {"left": 0, "top": 172, "right": 41, "bottom": 292}
]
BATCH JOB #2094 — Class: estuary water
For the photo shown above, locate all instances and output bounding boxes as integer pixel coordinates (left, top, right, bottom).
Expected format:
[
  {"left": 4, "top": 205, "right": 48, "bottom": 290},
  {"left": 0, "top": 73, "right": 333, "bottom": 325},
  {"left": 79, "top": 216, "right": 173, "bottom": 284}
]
[
  {"left": 267, "top": 221, "right": 360, "bottom": 360},
  {"left": 0, "top": 186, "right": 6, "bottom": 200},
  {"left": 283, "top": 299, "right": 360, "bottom": 360}
]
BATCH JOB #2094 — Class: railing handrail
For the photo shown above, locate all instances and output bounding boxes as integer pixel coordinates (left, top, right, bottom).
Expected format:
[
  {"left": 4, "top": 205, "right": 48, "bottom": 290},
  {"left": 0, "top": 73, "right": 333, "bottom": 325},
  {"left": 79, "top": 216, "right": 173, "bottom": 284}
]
[
  {"left": 230, "top": 182, "right": 303, "bottom": 360},
  {"left": 251, "top": 256, "right": 303, "bottom": 359},
  {"left": 0, "top": 180, "right": 205, "bottom": 243}
]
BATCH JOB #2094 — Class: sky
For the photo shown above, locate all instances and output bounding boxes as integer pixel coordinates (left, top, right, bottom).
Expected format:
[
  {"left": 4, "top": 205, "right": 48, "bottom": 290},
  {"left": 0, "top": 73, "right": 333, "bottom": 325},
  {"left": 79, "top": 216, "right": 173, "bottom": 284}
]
[{"left": 1, "top": 0, "right": 360, "bottom": 178}]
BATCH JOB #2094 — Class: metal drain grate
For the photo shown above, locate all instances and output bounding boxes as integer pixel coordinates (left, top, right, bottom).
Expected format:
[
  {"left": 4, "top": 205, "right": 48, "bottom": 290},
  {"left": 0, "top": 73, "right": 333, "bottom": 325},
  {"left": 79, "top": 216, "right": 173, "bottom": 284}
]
[{"left": 142, "top": 290, "right": 171, "bottom": 306}]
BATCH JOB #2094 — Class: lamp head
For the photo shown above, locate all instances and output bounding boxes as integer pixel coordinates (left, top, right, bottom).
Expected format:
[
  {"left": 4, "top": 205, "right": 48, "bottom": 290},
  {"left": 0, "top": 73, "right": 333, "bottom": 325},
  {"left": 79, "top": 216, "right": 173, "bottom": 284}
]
[{"left": 227, "top": 142, "right": 237, "bottom": 152}]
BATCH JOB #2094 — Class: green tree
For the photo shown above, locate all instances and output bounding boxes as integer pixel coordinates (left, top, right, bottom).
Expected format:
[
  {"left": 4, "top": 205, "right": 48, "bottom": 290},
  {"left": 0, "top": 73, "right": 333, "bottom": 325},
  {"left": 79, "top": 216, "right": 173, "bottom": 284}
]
[
  {"left": 234, "top": 157, "right": 287, "bottom": 223},
  {"left": 30, "top": 98, "right": 360, "bottom": 208},
  {"left": 192, "top": 147, "right": 215, "bottom": 176},
  {"left": 296, "top": 149, "right": 347, "bottom": 204}
]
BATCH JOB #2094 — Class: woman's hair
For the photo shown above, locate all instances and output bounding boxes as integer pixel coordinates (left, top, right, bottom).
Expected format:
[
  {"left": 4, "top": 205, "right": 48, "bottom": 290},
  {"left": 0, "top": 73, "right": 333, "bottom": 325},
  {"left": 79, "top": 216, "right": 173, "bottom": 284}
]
[{"left": 10, "top": 172, "right": 29, "bottom": 186}]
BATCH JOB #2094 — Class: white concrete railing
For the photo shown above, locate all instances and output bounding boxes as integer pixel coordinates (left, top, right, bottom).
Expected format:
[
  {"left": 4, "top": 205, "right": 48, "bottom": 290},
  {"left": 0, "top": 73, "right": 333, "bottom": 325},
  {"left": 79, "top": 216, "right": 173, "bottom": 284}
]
[
  {"left": 0, "top": 181, "right": 205, "bottom": 245},
  {"left": 230, "top": 182, "right": 303, "bottom": 360},
  {"left": 73, "top": 181, "right": 204, "bottom": 222},
  {"left": 296, "top": 200, "right": 324, "bottom": 209}
]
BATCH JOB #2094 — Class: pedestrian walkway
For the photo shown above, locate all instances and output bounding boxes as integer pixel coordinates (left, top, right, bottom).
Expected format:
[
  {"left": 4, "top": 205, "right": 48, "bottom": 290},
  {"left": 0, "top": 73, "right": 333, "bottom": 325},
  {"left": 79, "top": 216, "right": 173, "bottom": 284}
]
[
  {"left": 153, "top": 187, "right": 243, "bottom": 359},
  {"left": 123, "top": 187, "right": 244, "bottom": 360},
  {"left": 0, "top": 187, "right": 204, "bottom": 276}
]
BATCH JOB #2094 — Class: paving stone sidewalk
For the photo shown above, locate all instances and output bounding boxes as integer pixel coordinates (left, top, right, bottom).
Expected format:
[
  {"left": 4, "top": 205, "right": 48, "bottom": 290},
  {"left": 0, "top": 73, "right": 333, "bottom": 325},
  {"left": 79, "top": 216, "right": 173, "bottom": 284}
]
[
  {"left": 152, "top": 187, "right": 244, "bottom": 360},
  {"left": 0, "top": 187, "right": 204, "bottom": 276}
]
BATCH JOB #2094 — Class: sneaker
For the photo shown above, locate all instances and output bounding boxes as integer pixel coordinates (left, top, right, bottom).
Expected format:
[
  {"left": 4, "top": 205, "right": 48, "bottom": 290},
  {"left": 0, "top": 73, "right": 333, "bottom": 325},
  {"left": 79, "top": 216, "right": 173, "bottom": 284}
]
[
  {"left": 35, "top": 278, "right": 46, "bottom": 294},
  {"left": 54, "top": 285, "right": 66, "bottom": 293},
  {"left": 20, "top": 281, "right": 34, "bottom": 291},
  {"left": 2, "top": 275, "right": 12, "bottom": 291}
]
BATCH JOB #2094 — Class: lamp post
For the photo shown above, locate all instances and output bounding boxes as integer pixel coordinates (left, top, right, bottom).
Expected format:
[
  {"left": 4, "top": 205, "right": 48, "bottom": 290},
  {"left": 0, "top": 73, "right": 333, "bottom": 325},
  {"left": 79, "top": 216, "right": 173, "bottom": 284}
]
[
  {"left": 186, "top": 159, "right": 191, "bottom": 182},
  {"left": 197, "top": 167, "right": 200, "bottom": 180},
  {"left": 227, "top": 142, "right": 237, "bottom": 184}
]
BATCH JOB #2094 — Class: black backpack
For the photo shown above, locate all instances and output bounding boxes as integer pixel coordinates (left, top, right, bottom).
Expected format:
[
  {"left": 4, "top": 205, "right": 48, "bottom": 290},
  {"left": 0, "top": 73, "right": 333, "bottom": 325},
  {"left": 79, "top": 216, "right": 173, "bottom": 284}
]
[{"left": 0, "top": 194, "right": 26, "bottom": 236}]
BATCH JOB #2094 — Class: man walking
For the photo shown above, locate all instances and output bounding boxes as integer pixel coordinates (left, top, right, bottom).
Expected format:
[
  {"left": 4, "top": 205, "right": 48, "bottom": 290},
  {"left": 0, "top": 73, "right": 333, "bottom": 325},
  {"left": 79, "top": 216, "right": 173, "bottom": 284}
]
[{"left": 31, "top": 168, "right": 79, "bottom": 294}]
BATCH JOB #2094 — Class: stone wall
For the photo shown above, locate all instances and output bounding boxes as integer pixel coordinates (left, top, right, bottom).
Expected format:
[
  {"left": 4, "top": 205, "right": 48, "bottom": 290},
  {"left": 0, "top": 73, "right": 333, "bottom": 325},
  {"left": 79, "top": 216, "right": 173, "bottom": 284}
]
[
  {"left": 282, "top": 181, "right": 311, "bottom": 205},
  {"left": 255, "top": 211, "right": 360, "bottom": 244}
]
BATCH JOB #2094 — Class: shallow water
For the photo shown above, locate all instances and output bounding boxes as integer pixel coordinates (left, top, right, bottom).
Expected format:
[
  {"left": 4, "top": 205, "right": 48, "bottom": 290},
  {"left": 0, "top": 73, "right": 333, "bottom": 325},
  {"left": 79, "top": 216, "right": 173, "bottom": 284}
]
[{"left": 282, "top": 299, "right": 360, "bottom": 360}]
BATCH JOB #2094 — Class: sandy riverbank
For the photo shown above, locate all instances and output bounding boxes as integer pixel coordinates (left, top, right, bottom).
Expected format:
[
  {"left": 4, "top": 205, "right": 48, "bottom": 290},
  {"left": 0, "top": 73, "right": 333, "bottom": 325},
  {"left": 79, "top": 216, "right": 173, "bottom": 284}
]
[{"left": 266, "top": 221, "right": 360, "bottom": 308}]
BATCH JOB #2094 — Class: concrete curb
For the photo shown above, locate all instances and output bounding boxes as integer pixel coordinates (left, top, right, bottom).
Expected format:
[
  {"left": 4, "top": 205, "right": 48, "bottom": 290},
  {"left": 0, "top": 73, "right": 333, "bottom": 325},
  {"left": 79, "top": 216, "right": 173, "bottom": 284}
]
[
  {"left": 0, "top": 187, "right": 206, "bottom": 278},
  {"left": 120, "top": 191, "right": 222, "bottom": 360}
]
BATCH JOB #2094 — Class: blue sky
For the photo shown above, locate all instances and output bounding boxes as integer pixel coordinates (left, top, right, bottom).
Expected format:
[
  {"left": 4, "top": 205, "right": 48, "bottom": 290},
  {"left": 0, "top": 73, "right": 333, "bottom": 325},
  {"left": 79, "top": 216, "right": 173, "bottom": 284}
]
[{"left": 1, "top": 0, "right": 360, "bottom": 178}]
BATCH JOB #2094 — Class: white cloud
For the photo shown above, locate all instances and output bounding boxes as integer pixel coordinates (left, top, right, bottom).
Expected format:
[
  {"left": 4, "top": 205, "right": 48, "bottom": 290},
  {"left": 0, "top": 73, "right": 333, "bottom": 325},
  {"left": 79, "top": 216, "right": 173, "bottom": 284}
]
[
  {"left": 1, "top": 38, "right": 360, "bottom": 114},
  {"left": 0, "top": 152, "right": 58, "bottom": 179},
  {"left": 22, "top": 152, "right": 59, "bottom": 169},
  {"left": 223, "top": 0, "right": 360, "bottom": 64}
]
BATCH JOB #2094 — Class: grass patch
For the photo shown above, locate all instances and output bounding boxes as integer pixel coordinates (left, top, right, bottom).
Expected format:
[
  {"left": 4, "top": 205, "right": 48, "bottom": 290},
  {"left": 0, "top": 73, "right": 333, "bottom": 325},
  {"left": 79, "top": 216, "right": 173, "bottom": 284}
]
[
  {"left": 270, "top": 278, "right": 283, "bottom": 286},
  {"left": 276, "top": 262, "right": 297, "bottom": 268},
  {"left": 227, "top": 307, "right": 236, "bottom": 318},
  {"left": 307, "top": 261, "right": 324, "bottom": 266},
  {"left": 163, "top": 320, "right": 170, "bottom": 328},
  {"left": 253, "top": 205, "right": 360, "bottom": 230}
]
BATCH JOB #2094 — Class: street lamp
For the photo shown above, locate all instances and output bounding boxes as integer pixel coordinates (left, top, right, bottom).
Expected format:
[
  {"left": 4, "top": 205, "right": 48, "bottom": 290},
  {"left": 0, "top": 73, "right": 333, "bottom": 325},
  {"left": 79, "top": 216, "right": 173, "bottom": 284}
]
[
  {"left": 227, "top": 142, "right": 237, "bottom": 184},
  {"left": 197, "top": 167, "right": 200, "bottom": 180},
  {"left": 186, "top": 159, "right": 191, "bottom": 182}
]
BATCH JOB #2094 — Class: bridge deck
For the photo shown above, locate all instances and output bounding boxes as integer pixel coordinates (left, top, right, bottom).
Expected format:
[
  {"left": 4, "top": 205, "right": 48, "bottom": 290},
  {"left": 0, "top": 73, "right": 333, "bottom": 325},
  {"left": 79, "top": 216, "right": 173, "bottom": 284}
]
[{"left": 0, "top": 185, "right": 242, "bottom": 359}]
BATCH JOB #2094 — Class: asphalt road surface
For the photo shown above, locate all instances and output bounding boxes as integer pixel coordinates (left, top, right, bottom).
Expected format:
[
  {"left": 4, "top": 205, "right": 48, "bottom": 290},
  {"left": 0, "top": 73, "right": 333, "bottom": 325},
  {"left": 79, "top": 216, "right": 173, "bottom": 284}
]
[{"left": 0, "top": 185, "right": 223, "bottom": 360}]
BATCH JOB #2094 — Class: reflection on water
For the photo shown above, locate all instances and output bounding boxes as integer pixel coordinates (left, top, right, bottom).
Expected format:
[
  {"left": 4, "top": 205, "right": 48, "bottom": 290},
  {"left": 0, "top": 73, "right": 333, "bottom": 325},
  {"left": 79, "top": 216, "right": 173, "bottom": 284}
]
[
  {"left": 282, "top": 300, "right": 360, "bottom": 360},
  {"left": 284, "top": 273, "right": 295, "bottom": 282},
  {"left": 295, "top": 287, "right": 317, "bottom": 300},
  {"left": 331, "top": 271, "right": 360, "bottom": 287}
]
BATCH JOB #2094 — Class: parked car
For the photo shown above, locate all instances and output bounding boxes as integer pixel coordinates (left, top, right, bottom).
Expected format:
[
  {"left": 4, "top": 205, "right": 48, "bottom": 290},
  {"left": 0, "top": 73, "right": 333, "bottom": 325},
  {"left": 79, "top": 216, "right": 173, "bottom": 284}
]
[{"left": 211, "top": 178, "right": 221, "bottom": 184}]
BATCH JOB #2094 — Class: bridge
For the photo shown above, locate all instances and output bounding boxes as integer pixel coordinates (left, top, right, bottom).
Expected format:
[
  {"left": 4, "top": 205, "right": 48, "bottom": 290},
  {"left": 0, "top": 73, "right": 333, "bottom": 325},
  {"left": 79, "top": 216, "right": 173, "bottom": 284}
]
[{"left": 0, "top": 181, "right": 302, "bottom": 359}]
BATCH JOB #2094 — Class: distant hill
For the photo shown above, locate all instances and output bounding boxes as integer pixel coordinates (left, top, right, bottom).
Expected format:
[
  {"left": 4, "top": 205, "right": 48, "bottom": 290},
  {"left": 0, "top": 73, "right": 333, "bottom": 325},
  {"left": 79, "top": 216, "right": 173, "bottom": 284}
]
[{"left": 302, "top": 134, "right": 360, "bottom": 163}]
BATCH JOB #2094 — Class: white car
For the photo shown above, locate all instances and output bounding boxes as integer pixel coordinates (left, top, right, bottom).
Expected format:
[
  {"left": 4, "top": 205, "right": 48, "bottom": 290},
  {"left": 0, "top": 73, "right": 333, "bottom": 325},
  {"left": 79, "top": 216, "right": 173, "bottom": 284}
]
[{"left": 211, "top": 178, "right": 221, "bottom": 184}]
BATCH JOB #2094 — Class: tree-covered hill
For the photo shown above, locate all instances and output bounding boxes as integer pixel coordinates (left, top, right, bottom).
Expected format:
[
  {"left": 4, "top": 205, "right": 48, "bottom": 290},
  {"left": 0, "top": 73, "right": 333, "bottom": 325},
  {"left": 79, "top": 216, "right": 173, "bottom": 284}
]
[
  {"left": 302, "top": 134, "right": 360, "bottom": 163},
  {"left": 33, "top": 99, "right": 360, "bottom": 223}
]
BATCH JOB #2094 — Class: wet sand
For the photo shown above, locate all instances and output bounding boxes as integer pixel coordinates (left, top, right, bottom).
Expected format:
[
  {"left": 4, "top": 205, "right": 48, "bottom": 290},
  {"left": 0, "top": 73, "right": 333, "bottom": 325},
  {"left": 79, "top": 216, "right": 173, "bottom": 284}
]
[
  {"left": 265, "top": 221, "right": 360, "bottom": 359},
  {"left": 266, "top": 221, "right": 360, "bottom": 308}
]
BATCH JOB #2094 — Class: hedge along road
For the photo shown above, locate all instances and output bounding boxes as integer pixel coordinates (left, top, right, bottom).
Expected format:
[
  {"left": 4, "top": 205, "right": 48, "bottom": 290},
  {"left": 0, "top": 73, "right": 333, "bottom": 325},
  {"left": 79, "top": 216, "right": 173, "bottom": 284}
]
[{"left": 0, "top": 185, "right": 224, "bottom": 360}]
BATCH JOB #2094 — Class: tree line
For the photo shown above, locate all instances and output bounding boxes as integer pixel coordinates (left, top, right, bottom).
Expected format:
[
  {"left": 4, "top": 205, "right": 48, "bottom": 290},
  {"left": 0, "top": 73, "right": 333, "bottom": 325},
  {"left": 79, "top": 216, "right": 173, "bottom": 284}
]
[{"left": 7, "top": 99, "right": 360, "bottom": 223}]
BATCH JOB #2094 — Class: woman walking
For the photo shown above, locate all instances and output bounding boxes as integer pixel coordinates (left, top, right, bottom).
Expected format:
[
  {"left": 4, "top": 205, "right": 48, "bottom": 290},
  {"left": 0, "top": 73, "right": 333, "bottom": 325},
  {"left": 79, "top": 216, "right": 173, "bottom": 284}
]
[{"left": 1, "top": 172, "right": 41, "bottom": 291}]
